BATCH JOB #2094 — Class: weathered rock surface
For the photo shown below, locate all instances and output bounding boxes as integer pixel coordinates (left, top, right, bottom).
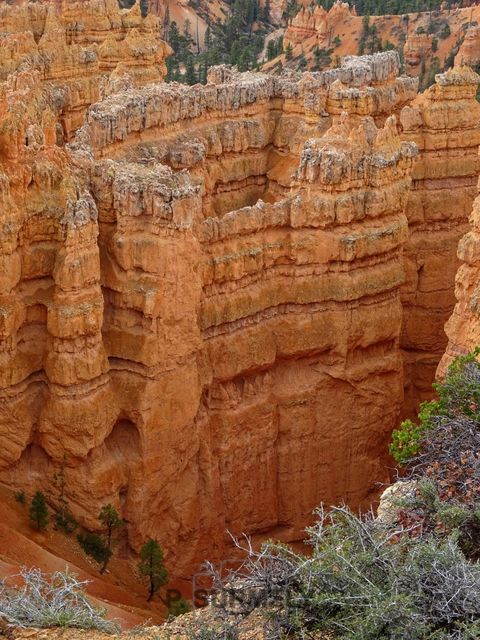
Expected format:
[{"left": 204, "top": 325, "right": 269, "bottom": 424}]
[
  {"left": 455, "top": 25, "right": 480, "bottom": 69},
  {"left": 0, "top": 50, "right": 423, "bottom": 576},
  {"left": 400, "top": 66, "right": 480, "bottom": 414},
  {"left": 1, "top": 7, "right": 479, "bottom": 584},
  {"left": 278, "top": 3, "right": 480, "bottom": 83},
  {"left": 439, "top": 179, "right": 480, "bottom": 376},
  {"left": 0, "top": 0, "right": 171, "bottom": 139}
]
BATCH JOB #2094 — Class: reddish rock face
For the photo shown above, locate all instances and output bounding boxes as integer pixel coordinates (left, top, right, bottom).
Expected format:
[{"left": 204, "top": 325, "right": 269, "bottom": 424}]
[
  {"left": 0, "top": 43, "right": 422, "bottom": 575},
  {"left": 0, "top": 2, "right": 479, "bottom": 579},
  {"left": 439, "top": 178, "right": 480, "bottom": 376},
  {"left": 400, "top": 66, "right": 480, "bottom": 415}
]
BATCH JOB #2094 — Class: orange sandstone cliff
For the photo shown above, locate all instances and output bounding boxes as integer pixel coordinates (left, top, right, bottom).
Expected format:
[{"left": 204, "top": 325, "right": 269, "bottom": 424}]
[
  {"left": 439, "top": 172, "right": 480, "bottom": 375},
  {"left": 0, "top": 48, "right": 423, "bottom": 576},
  {"left": 1, "top": 0, "right": 480, "bottom": 586},
  {"left": 0, "top": 0, "right": 171, "bottom": 139},
  {"left": 400, "top": 65, "right": 480, "bottom": 413}
]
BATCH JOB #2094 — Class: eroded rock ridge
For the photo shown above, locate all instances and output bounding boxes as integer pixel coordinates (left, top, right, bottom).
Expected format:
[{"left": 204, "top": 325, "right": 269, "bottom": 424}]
[{"left": 0, "top": 31, "right": 479, "bottom": 578}]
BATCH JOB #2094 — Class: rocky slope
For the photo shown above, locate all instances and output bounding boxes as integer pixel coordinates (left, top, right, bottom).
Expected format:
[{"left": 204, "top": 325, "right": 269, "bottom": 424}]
[{"left": 275, "top": 1, "right": 480, "bottom": 83}]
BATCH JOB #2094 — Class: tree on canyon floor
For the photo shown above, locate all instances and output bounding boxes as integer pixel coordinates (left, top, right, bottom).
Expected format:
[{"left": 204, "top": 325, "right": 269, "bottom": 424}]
[
  {"left": 98, "top": 504, "right": 124, "bottom": 574},
  {"left": 76, "top": 504, "right": 123, "bottom": 573},
  {"left": 29, "top": 491, "right": 49, "bottom": 532},
  {"left": 178, "top": 350, "right": 480, "bottom": 639},
  {"left": 137, "top": 539, "right": 168, "bottom": 602}
]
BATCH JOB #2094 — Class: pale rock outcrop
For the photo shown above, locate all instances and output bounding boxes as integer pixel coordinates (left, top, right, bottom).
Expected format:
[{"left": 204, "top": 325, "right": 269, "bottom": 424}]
[
  {"left": 284, "top": 1, "right": 352, "bottom": 49},
  {"left": 455, "top": 25, "right": 480, "bottom": 69}
]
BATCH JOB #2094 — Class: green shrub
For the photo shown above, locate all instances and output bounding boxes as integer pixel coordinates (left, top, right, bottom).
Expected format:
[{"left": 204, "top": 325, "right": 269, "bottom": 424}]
[
  {"left": 77, "top": 532, "right": 111, "bottom": 567},
  {"left": 168, "top": 596, "right": 190, "bottom": 618},
  {"left": 29, "top": 491, "right": 49, "bottom": 531},
  {"left": 196, "top": 506, "right": 480, "bottom": 640},
  {"left": 14, "top": 490, "right": 26, "bottom": 505},
  {"left": 390, "top": 348, "right": 480, "bottom": 561},
  {"left": 390, "top": 348, "right": 480, "bottom": 465},
  {"left": 390, "top": 418, "right": 426, "bottom": 464}
]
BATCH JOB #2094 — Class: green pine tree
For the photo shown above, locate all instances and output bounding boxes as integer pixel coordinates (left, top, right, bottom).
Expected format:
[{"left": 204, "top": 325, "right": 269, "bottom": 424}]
[
  {"left": 138, "top": 539, "right": 168, "bottom": 602},
  {"left": 29, "top": 491, "right": 49, "bottom": 531},
  {"left": 185, "top": 57, "right": 197, "bottom": 84},
  {"left": 77, "top": 532, "right": 111, "bottom": 567},
  {"left": 99, "top": 504, "right": 124, "bottom": 574}
]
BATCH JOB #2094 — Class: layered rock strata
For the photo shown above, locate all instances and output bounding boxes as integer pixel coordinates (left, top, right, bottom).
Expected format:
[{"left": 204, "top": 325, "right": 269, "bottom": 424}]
[
  {"left": 439, "top": 179, "right": 480, "bottom": 376},
  {"left": 0, "top": 52, "right": 420, "bottom": 575},
  {"left": 0, "top": 0, "right": 171, "bottom": 140},
  {"left": 399, "top": 66, "right": 480, "bottom": 414}
]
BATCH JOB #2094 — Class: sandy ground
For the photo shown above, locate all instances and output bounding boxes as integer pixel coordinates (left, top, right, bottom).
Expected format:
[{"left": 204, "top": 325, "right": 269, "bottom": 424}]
[{"left": 0, "top": 485, "right": 168, "bottom": 630}]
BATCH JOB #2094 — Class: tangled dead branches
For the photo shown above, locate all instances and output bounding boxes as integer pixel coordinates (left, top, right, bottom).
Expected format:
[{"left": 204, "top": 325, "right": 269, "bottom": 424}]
[{"left": 0, "top": 568, "right": 119, "bottom": 633}]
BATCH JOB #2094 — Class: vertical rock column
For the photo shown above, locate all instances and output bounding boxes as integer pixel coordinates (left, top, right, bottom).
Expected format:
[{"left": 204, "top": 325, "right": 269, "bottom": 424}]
[
  {"left": 400, "top": 66, "right": 480, "bottom": 416},
  {"left": 439, "top": 183, "right": 480, "bottom": 375}
]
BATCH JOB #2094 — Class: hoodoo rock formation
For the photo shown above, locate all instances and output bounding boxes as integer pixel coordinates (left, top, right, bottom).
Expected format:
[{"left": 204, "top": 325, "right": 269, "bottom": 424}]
[
  {"left": 0, "top": 45, "right": 425, "bottom": 574},
  {"left": 1, "top": 0, "right": 480, "bottom": 583},
  {"left": 400, "top": 65, "right": 480, "bottom": 414},
  {"left": 0, "top": 0, "right": 171, "bottom": 139}
]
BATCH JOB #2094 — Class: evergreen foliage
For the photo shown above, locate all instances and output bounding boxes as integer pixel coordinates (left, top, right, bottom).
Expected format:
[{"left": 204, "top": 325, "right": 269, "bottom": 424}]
[
  {"left": 390, "top": 348, "right": 480, "bottom": 562},
  {"left": 77, "top": 532, "right": 112, "bottom": 567},
  {"left": 14, "top": 490, "right": 26, "bottom": 505},
  {"left": 390, "top": 347, "right": 480, "bottom": 464},
  {"left": 138, "top": 539, "right": 168, "bottom": 602},
  {"left": 165, "top": 0, "right": 269, "bottom": 84},
  {"left": 98, "top": 504, "right": 124, "bottom": 574},
  {"left": 317, "top": 0, "right": 469, "bottom": 15},
  {"left": 29, "top": 491, "right": 49, "bottom": 531},
  {"left": 168, "top": 596, "right": 190, "bottom": 617}
]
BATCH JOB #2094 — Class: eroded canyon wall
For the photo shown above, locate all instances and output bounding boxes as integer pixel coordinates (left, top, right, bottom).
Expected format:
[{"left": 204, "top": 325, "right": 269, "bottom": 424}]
[
  {"left": 0, "top": 50, "right": 422, "bottom": 574},
  {"left": 1, "top": 2, "right": 480, "bottom": 576},
  {"left": 439, "top": 178, "right": 480, "bottom": 376},
  {"left": 400, "top": 66, "right": 480, "bottom": 415},
  {"left": 0, "top": 0, "right": 171, "bottom": 139}
]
